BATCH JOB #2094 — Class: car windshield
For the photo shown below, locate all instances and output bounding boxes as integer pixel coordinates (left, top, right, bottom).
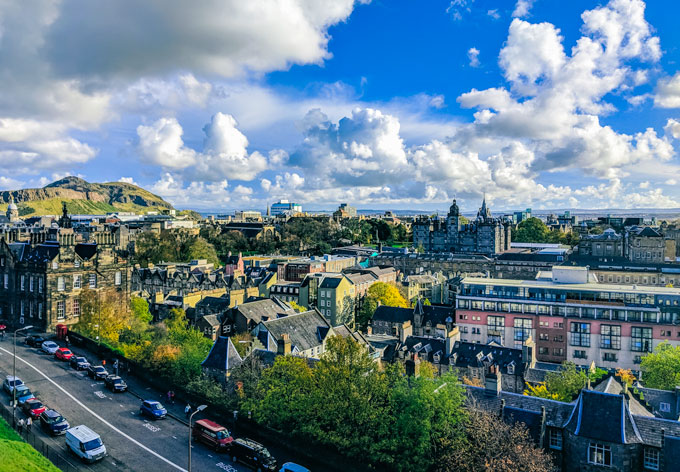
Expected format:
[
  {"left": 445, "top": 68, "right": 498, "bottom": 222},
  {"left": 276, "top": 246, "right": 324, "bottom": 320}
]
[
  {"left": 18, "top": 389, "right": 32, "bottom": 397},
  {"left": 83, "top": 438, "right": 103, "bottom": 451},
  {"left": 113, "top": 379, "right": 124, "bottom": 385},
  {"left": 77, "top": 357, "right": 87, "bottom": 363},
  {"left": 47, "top": 415, "right": 64, "bottom": 424},
  {"left": 9, "top": 379, "right": 23, "bottom": 387},
  {"left": 216, "top": 430, "right": 229, "bottom": 440},
  {"left": 152, "top": 403, "right": 165, "bottom": 411},
  {"left": 62, "top": 350, "right": 71, "bottom": 355},
  {"left": 29, "top": 401, "right": 43, "bottom": 409},
  {"left": 95, "top": 367, "right": 106, "bottom": 372},
  {"left": 45, "top": 342, "right": 55, "bottom": 347}
]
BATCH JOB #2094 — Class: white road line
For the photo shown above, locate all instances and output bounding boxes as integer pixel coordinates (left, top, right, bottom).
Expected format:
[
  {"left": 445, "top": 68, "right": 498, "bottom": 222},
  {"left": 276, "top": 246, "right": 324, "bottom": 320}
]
[{"left": 0, "top": 346, "right": 187, "bottom": 472}]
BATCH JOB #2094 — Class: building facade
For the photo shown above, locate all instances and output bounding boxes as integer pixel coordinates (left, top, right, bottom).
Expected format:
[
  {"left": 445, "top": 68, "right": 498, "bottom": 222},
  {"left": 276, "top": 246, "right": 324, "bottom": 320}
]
[
  {"left": 455, "top": 267, "right": 680, "bottom": 370},
  {"left": 413, "top": 198, "right": 511, "bottom": 255}
]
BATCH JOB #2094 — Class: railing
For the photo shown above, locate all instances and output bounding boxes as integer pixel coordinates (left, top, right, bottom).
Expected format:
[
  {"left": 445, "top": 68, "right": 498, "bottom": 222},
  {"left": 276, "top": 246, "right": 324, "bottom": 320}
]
[{"left": 0, "top": 402, "right": 82, "bottom": 472}]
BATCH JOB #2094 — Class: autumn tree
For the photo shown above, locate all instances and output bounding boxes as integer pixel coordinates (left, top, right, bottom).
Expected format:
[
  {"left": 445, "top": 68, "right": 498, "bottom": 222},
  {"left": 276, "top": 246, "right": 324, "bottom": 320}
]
[
  {"left": 640, "top": 342, "right": 680, "bottom": 390},
  {"left": 74, "top": 288, "right": 130, "bottom": 344},
  {"left": 434, "top": 408, "right": 556, "bottom": 472},
  {"left": 356, "top": 281, "right": 409, "bottom": 329}
]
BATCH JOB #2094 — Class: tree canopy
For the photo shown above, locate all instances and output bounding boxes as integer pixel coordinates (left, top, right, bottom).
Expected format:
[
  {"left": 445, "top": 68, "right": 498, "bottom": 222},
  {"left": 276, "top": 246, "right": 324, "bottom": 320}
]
[
  {"left": 356, "top": 282, "right": 409, "bottom": 329},
  {"left": 525, "top": 362, "right": 607, "bottom": 402},
  {"left": 513, "top": 217, "right": 579, "bottom": 246},
  {"left": 640, "top": 342, "right": 680, "bottom": 390}
]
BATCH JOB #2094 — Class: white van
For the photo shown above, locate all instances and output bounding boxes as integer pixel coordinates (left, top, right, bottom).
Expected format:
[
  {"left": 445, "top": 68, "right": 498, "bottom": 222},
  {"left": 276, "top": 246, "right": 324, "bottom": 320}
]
[{"left": 65, "top": 425, "right": 107, "bottom": 463}]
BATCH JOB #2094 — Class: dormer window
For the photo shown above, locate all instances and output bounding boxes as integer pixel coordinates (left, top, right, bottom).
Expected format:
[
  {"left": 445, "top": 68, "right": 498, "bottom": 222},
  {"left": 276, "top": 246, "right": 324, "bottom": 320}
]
[
  {"left": 507, "top": 362, "right": 515, "bottom": 375},
  {"left": 74, "top": 259, "right": 81, "bottom": 268}
]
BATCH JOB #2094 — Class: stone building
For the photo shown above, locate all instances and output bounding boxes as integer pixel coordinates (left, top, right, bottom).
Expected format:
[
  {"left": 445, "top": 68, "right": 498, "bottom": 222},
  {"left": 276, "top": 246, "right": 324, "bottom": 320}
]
[
  {"left": 413, "top": 198, "right": 511, "bottom": 255},
  {"left": 0, "top": 226, "right": 131, "bottom": 332}
]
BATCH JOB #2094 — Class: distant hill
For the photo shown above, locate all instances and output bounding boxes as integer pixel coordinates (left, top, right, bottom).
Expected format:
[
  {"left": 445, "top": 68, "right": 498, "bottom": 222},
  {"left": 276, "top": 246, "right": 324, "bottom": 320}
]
[{"left": 0, "top": 176, "right": 174, "bottom": 216}]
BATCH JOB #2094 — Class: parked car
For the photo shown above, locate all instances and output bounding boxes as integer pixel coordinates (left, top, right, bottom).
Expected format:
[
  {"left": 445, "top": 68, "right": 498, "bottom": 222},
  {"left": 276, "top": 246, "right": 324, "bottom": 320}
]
[
  {"left": 279, "top": 464, "right": 310, "bottom": 472},
  {"left": 65, "top": 425, "right": 107, "bottom": 463},
  {"left": 41, "top": 341, "right": 59, "bottom": 355},
  {"left": 15, "top": 386, "right": 35, "bottom": 405},
  {"left": 139, "top": 400, "right": 166, "bottom": 420},
  {"left": 86, "top": 365, "right": 108, "bottom": 380},
  {"left": 22, "top": 399, "right": 47, "bottom": 419},
  {"left": 230, "top": 438, "right": 277, "bottom": 471},
  {"left": 40, "top": 409, "right": 70, "bottom": 436},
  {"left": 54, "top": 347, "right": 74, "bottom": 361},
  {"left": 25, "top": 335, "right": 45, "bottom": 347},
  {"left": 2, "top": 375, "right": 24, "bottom": 394},
  {"left": 104, "top": 375, "right": 127, "bottom": 393},
  {"left": 192, "top": 419, "right": 233, "bottom": 452},
  {"left": 69, "top": 356, "right": 90, "bottom": 371}
]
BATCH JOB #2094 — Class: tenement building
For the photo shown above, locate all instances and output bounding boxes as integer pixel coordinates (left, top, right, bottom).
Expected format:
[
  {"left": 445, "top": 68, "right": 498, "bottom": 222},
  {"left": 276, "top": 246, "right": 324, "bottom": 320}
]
[
  {"left": 413, "top": 198, "right": 511, "bottom": 255},
  {"left": 0, "top": 227, "right": 131, "bottom": 332},
  {"left": 455, "top": 266, "right": 680, "bottom": 370}
]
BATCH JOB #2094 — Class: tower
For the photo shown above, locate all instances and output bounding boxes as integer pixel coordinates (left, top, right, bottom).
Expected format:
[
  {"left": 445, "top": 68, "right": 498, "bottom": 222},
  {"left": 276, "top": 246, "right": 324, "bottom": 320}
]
[
  {"left": 58, "top": 201, "right": 72, "bottom": 228},
  {"left": 6, "top": 195, "right": 19, "bottom": 222}
]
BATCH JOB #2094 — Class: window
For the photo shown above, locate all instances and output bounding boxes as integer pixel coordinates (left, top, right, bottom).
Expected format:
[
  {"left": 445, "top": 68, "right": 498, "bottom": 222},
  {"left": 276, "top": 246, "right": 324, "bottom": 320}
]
[
  {"left": 538, "top": 347, "right": 548, "bottom": 355},
  {"left": 514, "top": 318, "right": 532, "bottom": 342},
  {"left": 20, "top": 275, "right": 25, "bottom": 291},
  {"left": 574, "top": 350, "right": 587, "bottom": 359},
  {"left": 38, "top": 277, "right": 43, "bottom": 293},
  {"left": 73, "top": 274, "right": 81, "bottom": 289},
  {"left": 73, "top": 299, "right": 80, "bottom": 317},
  {"left": 52, "top": 261, "right": 59, "bottom": 270},
  {"left": 89, "top": 273, "right": 96, "bottom": 288},
  {"left": 549, "top": 429, "right": 563, "bottom": 450},
  {"left": 38, "top": 303, "right": 42, "bottom": 320},
  {"left": 632, "top": 327, "right": 653, "bottom": 352},
  {"left": 553, "top": 348, "right": 564, "bottom": 356},
  {"left": 3, "top": 274, "right": 7, "bottom": 289},
  {"left": 644, "top": 448, "right": 660, "bottom": 471},
  {"left": 588, "top": 443, "right": 611, "bottom": 466},
  {"left": 20, "top": 300, "right": 24, "bottom": 316},
  {"left": 603, "top": 352, "right": 618, "bottom": 362},
  {"left": 114, "top": 271, "right": 122, "bottom": 286},
  {"left": 29, "top": 277, "right": 33, "bottom": 292},
  {"left": 659, "top": 402, "right": 671, "bottom": 413},
  {"left": 600, "top": 325, "right": 621, "bottom": 350},
  {"left": 487, "top": 316, "right": 505, "bottom": 343},
  {"left": 57, "top": 301, "right": 65, "bottom": 320},
  {"left": 539, "top": 333, "right": 549, "bottom": 341},
  {"left": 57, "top": 277, "right": 65, "bottom": 291},
  {"left": 570, "top": 322, "right": 591, "bottom": 347}
]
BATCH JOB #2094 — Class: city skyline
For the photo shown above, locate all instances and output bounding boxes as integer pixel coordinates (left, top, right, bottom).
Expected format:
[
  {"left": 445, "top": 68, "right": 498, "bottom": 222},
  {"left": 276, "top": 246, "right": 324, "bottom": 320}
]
[{"left": 3, "top": 0, "right": 680, "bottom": 212}]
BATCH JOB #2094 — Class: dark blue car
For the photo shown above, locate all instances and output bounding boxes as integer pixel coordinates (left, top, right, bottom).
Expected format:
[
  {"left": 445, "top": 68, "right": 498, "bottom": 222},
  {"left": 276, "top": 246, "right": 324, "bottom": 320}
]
[
  {"left": 140, "top": 400, "right": 167, "bottom": 420},
  {"left": 40, "top": 409, "right": 70, "bottom": 435}
]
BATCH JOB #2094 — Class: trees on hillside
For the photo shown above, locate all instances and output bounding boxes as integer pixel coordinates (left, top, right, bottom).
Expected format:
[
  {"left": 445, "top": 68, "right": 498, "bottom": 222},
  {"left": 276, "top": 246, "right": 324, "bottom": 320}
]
[
  {"left": 640, "top": 342, "right": 680, "bottom": 390},
  {"left": 513, "top": 217, "right": 579, "bottom": 246}
]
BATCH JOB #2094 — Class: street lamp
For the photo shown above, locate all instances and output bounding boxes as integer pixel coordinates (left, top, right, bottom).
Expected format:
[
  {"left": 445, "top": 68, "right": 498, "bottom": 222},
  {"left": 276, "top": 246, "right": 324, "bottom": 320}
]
[
  {"left": 13, "top": 325, "right": 33, "bottom": 426},
  {"left": 188, "top": 404, "right": 207, "bottom": 472}
]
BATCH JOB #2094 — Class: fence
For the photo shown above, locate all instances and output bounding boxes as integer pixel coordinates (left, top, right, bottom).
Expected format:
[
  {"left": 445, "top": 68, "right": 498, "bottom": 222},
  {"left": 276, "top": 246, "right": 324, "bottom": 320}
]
[{"left": 0, "top": 401, "right": 84, "bottom": 472}]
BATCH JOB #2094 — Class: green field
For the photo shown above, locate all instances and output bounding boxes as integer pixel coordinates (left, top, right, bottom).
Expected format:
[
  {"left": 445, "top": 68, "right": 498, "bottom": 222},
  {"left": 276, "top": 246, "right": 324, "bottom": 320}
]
[
  {"left": 0, "top": 416, "right": 61, "bottom": 472},
  {"left": 0, "top": 198, "right": 167, "bottom": 217}
]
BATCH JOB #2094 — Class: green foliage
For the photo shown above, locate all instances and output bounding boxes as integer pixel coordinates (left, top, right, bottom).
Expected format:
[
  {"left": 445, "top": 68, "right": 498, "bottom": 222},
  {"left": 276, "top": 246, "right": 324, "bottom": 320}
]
[
  {"left": 512, "top": 217, "right": 579, "bottom": 245},
  {"left": 186, "top": 237, "right": 220, "bottom": 267},
  {"left": 130, "top": 297, "right": 153, "bottom": 323},
  {"left": 288, "top": 300, "right": 306, "bottom": 313},
  {"left": 357, "top": 282, "right": 409, "bottom": 329},
  {"left": 525, "top": 362, "right": 590, "bottom": 402},
  {"left": 0, "top": 417, "right": 61, "bottom": 471},
  {"left": 244, "top": 336, "right": 466, "bottom": 471},
  {"left": 640, "top": 342, "right": 680, "bottom": 390}
]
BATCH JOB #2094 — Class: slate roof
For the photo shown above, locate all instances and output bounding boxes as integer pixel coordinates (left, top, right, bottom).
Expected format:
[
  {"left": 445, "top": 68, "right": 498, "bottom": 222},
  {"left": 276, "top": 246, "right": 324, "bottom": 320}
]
[
  {"left": 372, "top": 305, "right": 413, "bottom": 324},
  {"left": 400, "top": 336, "right": 446, "bottom": 363},
  {"left": 319, "top": 277, "right": 343, "bottom": 289},
  {"left": 633, "top": 415, "right": 680, "bottom": 447},
  {"left": 234, "top": 298, "right": 295, "bottom": 325},
  {"left": 524, "top": 368, "right": 549, "bottom": 384},
  {"left": 636, "top": 385, "right": 680, "bottom": 420},
  {"left": 200, "top": 314, "right": 220, "bottom": 327},
  {"left": 503, "top": 406, "right": 543, "bottom": 442},
  {"left": 449, "top": 341, "right": 525, "bottom": 376},
  {"left": 262, "top": 309, "right": 332, "bottom": 352},
  {"left": 564, "top": 390, "right": 642, "bottom": 444},
  {"left": 75, "top": 243, "right": 97, "bottom": 260},
  {"left": 636, "top": 227, "right": 663, "bottom": 238},
  {"left": 196, "top": 296, "right": 231, "bottom": 311},
  {"left": 344, "top": 273, "right": 375, "bottom": 285},
  {"left": 202, "top": 336, "right": 243, "bottom": 371}
]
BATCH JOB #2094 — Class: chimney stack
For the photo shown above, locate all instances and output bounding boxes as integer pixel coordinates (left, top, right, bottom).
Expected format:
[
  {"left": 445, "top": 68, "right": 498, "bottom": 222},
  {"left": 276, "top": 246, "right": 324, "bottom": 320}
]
[
  {"left": 278, "top": 333, "right": 291, "bottom": 355},
  {"left": 485, "top": 365, "right": 502, "bottom": 397}
]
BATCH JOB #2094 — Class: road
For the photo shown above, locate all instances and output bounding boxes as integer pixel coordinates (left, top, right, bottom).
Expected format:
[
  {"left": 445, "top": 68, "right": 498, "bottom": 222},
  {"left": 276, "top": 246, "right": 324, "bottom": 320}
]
[{"left": 0, "top": 337, "right": 249, "bottom": 472}]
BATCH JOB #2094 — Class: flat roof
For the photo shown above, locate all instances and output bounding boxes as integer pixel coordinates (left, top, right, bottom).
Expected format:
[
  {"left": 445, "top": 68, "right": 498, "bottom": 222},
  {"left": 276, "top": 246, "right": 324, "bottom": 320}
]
[{"left": 461, "top": 276, "right": 680, "bottom": 296}]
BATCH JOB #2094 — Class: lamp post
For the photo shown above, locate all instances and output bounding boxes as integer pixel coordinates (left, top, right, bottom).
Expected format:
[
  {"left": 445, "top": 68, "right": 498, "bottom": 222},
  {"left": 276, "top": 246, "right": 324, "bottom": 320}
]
[
  {"left": 13, "top": 325, "right": 33, "bottom": 426},
  {"left": 188, "top": 404, "right": 207, "bottom": 472}
]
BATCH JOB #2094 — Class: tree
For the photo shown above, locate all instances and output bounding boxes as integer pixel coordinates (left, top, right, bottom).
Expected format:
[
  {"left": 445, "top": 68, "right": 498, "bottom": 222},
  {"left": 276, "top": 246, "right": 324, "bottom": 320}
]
[
  {"left": 523, "top": 382, "right": 559, "bottom": 400},
  {"left": 74, "top": 288, "right": 130, "bottom": 344},
  {"left": 640, "top": 342, "right": 680, "bottom": 390},
  {"left": 513, "top": 217, "right": 550, "bottom": 243},
  {"left": 130, "top": 297, "right": 152, "bottom": 323},
  {"left": 356, "top": 282, "right": 409, "bottom": 329},
  {"left": 288, "top": 300, "right": 306, "bottom": 313},
  {"left": 187, "top": 237, "right": 220, "bottom": 267},
  {"left": 435, "top": 408, "right": 556, "bottom": 472},
  {"left": 525, "top": 362, "right": 589, "bottom": 402}
]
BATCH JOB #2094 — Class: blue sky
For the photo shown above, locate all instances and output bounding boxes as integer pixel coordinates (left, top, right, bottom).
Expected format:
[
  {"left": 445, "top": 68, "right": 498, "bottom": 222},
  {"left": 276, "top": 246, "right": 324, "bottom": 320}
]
[{"left": 3, "top": 0, "right": 680, "bottom": 212}]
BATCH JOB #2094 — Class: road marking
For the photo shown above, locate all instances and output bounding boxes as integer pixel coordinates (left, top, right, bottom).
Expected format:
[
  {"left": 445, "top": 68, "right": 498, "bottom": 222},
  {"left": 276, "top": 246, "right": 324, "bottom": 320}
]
[
  {"left": 94, "top": 391, "right": 107, "bottom": 399},
  {"left": 172, "top": 435, "right": 178, "bottom": 440},
  {"left": 143, "top": 422, "right": 161, "bottom": 433},
  {"left": 0, "top": 346, "right": 187, "bottom": 472},
  {"left": 216, "top": 462, "right": 238, "bottom": 471}
]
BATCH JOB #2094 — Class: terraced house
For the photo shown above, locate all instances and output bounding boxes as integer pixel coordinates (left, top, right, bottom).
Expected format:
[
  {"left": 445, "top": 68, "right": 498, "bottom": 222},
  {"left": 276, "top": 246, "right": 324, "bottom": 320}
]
[{"left": 0, "top": 227, "right": 131, "bottom": 331}]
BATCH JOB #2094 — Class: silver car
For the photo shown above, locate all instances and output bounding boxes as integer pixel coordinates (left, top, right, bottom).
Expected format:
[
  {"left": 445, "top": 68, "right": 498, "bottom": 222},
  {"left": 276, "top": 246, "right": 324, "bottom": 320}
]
[{"left": 41, "top": 341, "right": 59, "bottom": 354}]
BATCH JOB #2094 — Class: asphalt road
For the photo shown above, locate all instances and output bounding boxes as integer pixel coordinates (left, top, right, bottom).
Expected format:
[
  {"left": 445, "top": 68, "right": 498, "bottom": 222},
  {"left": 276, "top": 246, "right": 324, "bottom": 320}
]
[{"left": 0, "top": 337, "right": 251, "bottom": 472}]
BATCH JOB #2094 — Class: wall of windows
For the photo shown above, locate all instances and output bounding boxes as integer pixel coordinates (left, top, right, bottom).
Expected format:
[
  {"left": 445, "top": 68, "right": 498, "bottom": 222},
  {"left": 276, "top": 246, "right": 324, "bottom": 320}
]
[
  {"left": 570, "top": 322, "right": 591, "bottom": 347},
  {"left": 600, "top": 325, "right": 621, "bottom": 350},
  {"left": 631, "top": 327, "right": 653, "bottom": 352}
]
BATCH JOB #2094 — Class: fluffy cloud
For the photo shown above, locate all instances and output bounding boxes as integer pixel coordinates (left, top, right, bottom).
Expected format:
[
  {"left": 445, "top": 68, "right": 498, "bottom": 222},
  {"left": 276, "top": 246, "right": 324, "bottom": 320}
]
[
  {"left": 468, "top": 48, "right": 480, "bottom": 67},
  {"left": 512, "top": 0, "right": 535, "bottom": 18},
  {"left": 656, "top": 74, "right": 680, "bottom": 108},
  {"left": 137, "top": 113, "right": 269, "bottom": 180}
]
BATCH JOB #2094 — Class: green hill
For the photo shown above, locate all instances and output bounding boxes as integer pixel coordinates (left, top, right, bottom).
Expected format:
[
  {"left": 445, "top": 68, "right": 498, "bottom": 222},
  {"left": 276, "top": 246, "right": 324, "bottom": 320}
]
[
  {"left": 0, "top": 416, "right": 61, "bottom": 472},
  {"left": 0, "top": 176, "right": 174, "bottom": 216}
]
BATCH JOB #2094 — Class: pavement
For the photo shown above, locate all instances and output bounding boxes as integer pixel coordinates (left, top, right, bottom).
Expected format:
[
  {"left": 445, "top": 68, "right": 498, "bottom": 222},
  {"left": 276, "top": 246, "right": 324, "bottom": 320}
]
[{"left": 0, "top": 334, "right": 303, "bottom": 472}]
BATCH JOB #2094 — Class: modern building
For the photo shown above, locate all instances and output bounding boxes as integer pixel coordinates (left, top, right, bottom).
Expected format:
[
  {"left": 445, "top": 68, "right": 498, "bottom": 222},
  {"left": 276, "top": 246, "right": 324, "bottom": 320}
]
[
  {"left": 413, "top": 198, "right": 511, "bottom": 255},
  {"left": 455, "top": 266, "right": 680, "bottom": 370},
  {"left": 270, "top": 200, "right": 302, "bottom": 216},
  {"left": 299, "top": 273, "right": 356, "bottom": 327},
  {"left": 333, "top": 203, "right": 357, "bottom": 219}
]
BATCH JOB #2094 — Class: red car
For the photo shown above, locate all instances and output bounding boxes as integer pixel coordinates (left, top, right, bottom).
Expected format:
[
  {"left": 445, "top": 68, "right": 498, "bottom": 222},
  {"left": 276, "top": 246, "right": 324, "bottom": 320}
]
[
  {"left": 54, "top": 347, "right": 74, "bottom": 361},
  {"left": 22, "top": 399, "right": 47, "bottom": 419}
]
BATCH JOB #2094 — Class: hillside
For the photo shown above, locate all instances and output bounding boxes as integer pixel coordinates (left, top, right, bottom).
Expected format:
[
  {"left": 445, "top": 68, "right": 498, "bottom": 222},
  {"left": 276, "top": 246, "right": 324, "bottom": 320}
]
[{"left": 0, "top": 177, "right": 174, "bottom": 216}]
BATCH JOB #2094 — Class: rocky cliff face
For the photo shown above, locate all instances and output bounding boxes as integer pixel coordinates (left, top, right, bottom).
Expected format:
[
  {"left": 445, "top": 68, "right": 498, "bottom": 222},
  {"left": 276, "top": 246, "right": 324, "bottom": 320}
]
[{"left": 0, "top": 176, "right": 174, "bottom": 215}]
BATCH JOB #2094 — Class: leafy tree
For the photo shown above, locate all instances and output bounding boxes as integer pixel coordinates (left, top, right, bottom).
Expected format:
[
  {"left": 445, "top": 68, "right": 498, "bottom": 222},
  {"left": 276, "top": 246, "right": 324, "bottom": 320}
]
[
  {"left": 186, "top": 237, "right": 220, "bottom": 267},
  {"left": 640, "top": 342, "right": 680, "bottom": 390},
  {"left": 513, "top": 217, "right": 550, "bottom": 243},
  {"left": 130, "top": 297, "right": 152, "bottom": 323},
  {"left": 288, "top": 300, "right": 306, "bottom": 313},
  {"left": 616, "top": 368, "right": 636, "bottom": 387},
  {"left": 525, "top": 362, "right": 589, "bottom": 402},
  {"left": 434, "top": 408, "right": 556, "bottom": 472},
  {"left": 74, "top": 288, "right": 131, "bottom": 344},
  {"left": 357, "top": 282, "right": 409, "bottom": 329},
  {"left": 231, "top": 332, "right": 253, "bottom": 357},
  {"left": 524, "top": 382, "right": 559, "bottom": 400}
]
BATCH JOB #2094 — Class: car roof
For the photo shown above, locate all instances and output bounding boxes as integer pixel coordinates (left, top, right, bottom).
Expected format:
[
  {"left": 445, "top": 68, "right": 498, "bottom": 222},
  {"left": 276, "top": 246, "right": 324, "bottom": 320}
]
[
  {"left": 67, "top": 425, "right": 99, "bottom": 442},
  {"left": 145, "top": 400, "right": 161, "bottom": 405},
  {"left": 43, "top": 341, "right": 57, "bottom": 346},
  {"left": 26, "top": 399, "right": 42, "bottom": 406},
  {"left": 5, "top": 375, "right": 20, "bottom": 381},
  {"left": 281, "top": 463, "right": 311, "bottom": 472},
  {"left": 44, "top": 409, "right": 61, "bottom": 418},
  {"left": 234, "top": 438, "right": 264, "bottom": 449},
  {"left": 195, "top": 419, "right": 226, "bottom": 432}
]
